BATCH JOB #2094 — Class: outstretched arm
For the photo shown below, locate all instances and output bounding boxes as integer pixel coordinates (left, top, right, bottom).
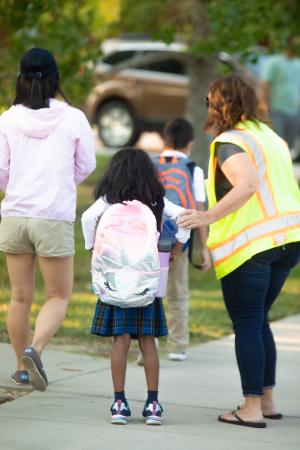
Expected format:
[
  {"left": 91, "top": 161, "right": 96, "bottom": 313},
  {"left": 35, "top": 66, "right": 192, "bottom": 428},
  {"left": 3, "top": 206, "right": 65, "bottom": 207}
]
[{"left": 177, "top": 153, "right": 258, "bottom": 229}]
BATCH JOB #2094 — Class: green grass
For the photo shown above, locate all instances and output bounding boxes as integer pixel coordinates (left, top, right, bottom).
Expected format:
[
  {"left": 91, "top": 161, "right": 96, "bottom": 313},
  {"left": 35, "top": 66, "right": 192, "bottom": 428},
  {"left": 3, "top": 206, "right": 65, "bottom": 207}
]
[{"left": 1, "top": 154, "right": 300, "bottom": 354}]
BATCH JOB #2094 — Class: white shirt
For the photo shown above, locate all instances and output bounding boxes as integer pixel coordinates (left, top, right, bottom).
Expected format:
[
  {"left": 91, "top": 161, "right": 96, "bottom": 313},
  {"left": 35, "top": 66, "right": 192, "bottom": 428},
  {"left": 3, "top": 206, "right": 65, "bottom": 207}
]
[
  {"left": 160, "top": 150, "right": 206, "bottom": 202},
  {"left": 81, "top": 196, "right": 190, "bottom": 250}
]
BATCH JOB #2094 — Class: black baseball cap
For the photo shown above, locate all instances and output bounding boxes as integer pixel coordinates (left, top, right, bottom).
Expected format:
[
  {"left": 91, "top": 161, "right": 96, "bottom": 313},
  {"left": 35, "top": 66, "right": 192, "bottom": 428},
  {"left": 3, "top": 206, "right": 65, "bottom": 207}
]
[{"left": 20, "top": 48, "right": 59, "bottom": 79}]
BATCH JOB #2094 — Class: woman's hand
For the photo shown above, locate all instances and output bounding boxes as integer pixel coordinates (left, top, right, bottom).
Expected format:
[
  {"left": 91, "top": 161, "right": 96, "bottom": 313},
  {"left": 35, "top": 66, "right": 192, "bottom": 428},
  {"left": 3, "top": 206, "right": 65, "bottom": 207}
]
[{"left": 177, "top": 209, "right": 211, "bottom": 229}]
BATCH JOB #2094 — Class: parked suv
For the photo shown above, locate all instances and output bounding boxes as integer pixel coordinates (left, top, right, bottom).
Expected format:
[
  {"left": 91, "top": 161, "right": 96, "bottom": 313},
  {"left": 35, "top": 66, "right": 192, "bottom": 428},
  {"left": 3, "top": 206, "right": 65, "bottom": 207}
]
[{"left": 84, "top": 40, "right": 249, "bottom": 148}]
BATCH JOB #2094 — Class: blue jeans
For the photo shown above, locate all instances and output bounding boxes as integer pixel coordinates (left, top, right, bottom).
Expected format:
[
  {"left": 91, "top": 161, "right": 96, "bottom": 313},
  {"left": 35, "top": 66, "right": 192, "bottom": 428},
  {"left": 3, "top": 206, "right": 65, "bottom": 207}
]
[{"left": 221, "top": 242, "right": 300, "bottom": 396}]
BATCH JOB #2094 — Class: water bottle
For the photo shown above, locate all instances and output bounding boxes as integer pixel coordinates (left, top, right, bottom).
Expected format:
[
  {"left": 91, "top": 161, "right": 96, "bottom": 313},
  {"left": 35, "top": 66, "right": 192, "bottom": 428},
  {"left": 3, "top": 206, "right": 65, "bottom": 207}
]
[{"left": 156, "top": 238, "right": 172, "bottom": 298}]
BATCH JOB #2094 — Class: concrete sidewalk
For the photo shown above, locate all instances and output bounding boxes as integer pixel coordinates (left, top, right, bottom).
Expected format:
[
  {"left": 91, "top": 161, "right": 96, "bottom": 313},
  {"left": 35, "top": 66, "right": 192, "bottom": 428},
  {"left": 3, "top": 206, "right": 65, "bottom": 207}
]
[{"left": 0, "top": 316, "right": 299, "bottom": 450}]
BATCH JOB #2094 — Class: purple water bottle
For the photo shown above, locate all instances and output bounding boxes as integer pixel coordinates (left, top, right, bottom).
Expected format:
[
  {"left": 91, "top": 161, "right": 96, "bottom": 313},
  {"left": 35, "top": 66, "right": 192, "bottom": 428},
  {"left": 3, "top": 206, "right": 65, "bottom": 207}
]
[{"left": 156, "top": 239, "right": 172, "bottom": 298}]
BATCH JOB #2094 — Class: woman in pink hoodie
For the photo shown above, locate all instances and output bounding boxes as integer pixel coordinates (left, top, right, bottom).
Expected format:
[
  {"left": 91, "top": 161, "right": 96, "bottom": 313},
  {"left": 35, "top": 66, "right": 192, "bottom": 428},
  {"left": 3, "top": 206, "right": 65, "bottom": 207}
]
[{"left": 0, "top": 48, "right": 96, "bottom": 391}]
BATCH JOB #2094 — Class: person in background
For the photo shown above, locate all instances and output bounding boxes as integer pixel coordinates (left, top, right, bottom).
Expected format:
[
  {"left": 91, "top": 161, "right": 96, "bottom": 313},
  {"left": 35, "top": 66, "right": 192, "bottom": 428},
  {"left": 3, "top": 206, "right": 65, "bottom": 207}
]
[
  {"left": 0, "top": 48, "right": 96, "bottom": 391},
  {"left": 178, "top": 74, "right": 300, "bottom": 428},
  {"left": 155, "top": 118, "right": 211, "bottom": 362},
  {"left": 259, "top": 36, "right": 300, "bottom": 157}
]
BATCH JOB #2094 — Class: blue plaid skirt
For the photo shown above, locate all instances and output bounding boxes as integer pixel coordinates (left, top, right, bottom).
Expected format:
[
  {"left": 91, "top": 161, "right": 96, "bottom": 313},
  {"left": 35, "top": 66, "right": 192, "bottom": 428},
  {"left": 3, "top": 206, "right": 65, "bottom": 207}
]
[{"left": 91, "top": 297, "right": 168, "bottom": 339}]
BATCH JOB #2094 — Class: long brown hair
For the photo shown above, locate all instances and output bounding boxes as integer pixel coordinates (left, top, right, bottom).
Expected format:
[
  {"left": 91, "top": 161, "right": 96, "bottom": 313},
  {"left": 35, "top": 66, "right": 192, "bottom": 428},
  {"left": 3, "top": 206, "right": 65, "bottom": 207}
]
[{"left": 204, "top": 74, "right": 269, "bottom": 136}]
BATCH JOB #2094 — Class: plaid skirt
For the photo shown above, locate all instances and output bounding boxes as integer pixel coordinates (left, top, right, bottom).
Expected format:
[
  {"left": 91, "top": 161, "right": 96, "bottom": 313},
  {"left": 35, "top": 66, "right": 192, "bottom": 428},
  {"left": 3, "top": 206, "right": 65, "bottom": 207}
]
[{"left": 91, "top": 297, "right": 168, "bottom": 339}]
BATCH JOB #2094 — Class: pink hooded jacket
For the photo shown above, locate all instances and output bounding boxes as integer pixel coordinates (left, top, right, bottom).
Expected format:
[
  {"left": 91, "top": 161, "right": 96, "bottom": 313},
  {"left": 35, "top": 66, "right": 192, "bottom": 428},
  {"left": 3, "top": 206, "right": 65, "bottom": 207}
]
[{"left": 0, "top": 99, "right": 96, "bottom": 221}]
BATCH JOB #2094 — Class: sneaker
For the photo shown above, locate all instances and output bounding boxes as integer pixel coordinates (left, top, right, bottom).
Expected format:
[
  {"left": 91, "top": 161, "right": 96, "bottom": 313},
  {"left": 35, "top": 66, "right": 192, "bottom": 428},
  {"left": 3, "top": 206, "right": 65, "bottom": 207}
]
[
  {"left": 22, "top": 347, "right": 48, "bottom": 391},
  {"left": 168, "top": 352, "right": 187, "bottom": 361},
  {"left": 111, "top": 399, "right": 131, "bottom": 425},
  {"left": 10, "top": 370, "right": 30, "bottom": 386},
  {"left": 142, "top": 400, "right": 163, "bottom": 425}
]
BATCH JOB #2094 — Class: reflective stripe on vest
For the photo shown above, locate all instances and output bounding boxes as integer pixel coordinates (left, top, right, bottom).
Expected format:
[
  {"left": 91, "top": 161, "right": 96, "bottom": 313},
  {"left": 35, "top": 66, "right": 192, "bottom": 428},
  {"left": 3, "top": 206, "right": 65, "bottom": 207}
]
[
  {"left": 210, "top": 211, "right": 300, "bottom": 266},
  {"left": 215, "top": 129, "right": 286, "bottom": 246},
  {"left": 220, "top": 130, "right": 277, "bottom": 216}
]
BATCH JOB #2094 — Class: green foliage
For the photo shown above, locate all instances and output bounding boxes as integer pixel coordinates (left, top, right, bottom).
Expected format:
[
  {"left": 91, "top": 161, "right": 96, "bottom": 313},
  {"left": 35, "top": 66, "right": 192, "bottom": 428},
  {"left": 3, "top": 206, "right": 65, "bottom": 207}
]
[
  {"left": 118, "top": 0, "right": 300, "bottom": 56},
  {"left": 206, "top": 0, "right": 300, "bottom": 54},
  {"left": 0, "top": 0, "right": 110, "bottom": 107}
]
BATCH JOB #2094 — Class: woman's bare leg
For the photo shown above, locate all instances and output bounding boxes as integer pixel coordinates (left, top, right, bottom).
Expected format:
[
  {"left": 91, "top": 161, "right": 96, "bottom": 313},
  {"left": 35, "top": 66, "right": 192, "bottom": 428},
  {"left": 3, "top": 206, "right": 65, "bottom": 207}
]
[
  {"left": 30, "top": 256, "right": 73, "bottom": 354},
  {"left": 261, "top": 387, "right": 278, "bottom": 415},
  {"left": 6, "top": 253, "right": 36, "bottom": 370},
  {"left": 240, "top": 387, "right": 279, "bottom": 415}
]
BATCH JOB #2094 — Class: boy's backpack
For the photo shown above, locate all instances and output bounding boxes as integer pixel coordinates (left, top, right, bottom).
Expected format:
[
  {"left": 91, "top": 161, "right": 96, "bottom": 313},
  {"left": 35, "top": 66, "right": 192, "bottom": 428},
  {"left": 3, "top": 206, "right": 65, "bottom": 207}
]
[
  {"left": 153, "top": 155, "right": 196, "bottom": 248},
  {"left": 91, "top": 200, "right": 160, "bottom": 308}
]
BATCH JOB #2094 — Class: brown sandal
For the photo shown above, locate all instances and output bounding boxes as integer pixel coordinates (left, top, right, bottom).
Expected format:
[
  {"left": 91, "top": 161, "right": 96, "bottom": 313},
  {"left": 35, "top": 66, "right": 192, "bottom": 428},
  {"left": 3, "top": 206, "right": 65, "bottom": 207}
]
[{"left": 218, "top": 412, "right": 266, "bottom": 428}]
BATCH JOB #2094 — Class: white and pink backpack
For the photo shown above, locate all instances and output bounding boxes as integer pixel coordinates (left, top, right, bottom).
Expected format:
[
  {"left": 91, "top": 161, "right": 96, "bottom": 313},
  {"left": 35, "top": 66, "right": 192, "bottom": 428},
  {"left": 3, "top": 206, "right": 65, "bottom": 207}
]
[{"left": 91, "top": 200, "right": 160, "bottom": 308}]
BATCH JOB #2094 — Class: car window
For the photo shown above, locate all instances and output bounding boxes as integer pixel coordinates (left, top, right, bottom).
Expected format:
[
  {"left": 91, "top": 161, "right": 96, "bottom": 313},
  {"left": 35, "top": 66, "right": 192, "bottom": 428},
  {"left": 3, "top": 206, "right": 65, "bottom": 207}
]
[
  {"left": 137, "top": 54, "right": 186, "bottom": 75},
  {"left": 102, "top": 51, "right": 137, "bottom": 65}
]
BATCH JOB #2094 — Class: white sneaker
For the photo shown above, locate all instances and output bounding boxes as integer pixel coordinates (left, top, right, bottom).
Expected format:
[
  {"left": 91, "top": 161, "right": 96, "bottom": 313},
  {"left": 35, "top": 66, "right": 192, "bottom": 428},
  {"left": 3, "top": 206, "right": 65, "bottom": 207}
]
[{"left": 168, "top": 352, "right": 187, "bottom": 361}]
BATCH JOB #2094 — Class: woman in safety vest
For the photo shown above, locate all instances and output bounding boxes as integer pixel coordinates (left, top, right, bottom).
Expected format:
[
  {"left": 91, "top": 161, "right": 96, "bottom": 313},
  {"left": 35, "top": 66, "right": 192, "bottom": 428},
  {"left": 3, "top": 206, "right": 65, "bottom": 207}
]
[{"left": 178, "top": 74, "right": 300, "bottom": 428}]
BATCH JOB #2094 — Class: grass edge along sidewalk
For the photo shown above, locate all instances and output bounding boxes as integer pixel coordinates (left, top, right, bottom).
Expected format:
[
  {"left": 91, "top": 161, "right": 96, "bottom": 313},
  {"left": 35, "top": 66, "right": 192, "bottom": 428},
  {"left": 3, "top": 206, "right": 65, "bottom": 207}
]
[{"left": 0, "top": 154, "right": 300, "bottom": 354}]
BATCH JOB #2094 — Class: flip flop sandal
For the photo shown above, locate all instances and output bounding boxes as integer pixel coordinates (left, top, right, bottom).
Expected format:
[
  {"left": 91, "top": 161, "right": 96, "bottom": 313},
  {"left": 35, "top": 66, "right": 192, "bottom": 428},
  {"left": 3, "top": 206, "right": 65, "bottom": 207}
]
[
  {"left": 22, "top": 347, "right": 48, "bottom": 392},
  {"left": 10, "top": 370, "right": 30, "bottom": 386},
  {"left": 263, "top": 413, "right": 283, "bottom": 420},
  {"left": 218, "top": 412, "right": 266, "bottom": 428}
]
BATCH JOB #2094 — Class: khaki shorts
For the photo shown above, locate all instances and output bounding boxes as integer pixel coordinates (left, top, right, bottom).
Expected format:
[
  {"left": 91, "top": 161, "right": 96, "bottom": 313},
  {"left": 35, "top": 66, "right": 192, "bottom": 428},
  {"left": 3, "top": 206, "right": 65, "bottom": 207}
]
[{"left": 0, "top": 217, "right": 75, "bottom": 257}]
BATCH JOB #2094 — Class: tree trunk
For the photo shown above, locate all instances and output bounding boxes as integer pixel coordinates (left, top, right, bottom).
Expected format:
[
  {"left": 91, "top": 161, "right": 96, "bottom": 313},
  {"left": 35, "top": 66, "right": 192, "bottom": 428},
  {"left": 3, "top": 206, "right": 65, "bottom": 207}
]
[
  {"left": 181, "top": 0, "right": 218, "bottom": 175},
  {"left": 186, "top": 55, "right": 217, "bottom": 175}
]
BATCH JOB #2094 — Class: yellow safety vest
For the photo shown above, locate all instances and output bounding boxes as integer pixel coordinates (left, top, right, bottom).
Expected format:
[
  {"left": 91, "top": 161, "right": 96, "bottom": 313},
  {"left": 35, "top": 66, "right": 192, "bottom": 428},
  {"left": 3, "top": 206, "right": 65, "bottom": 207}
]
[{"left": 206, "top": 120, "right": 300, "bottom": 279}]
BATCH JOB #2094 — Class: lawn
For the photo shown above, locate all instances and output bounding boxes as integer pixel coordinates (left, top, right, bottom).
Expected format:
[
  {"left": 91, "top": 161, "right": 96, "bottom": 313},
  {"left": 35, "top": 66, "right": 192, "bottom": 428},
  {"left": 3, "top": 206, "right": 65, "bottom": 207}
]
[{"left": 0, "top": 154, "right": 300, "bottom": 356}]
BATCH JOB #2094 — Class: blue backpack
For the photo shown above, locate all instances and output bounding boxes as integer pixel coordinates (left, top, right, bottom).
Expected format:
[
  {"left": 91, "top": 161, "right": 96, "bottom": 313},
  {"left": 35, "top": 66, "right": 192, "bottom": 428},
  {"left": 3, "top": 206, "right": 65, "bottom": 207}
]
[{"left": 154, "top": 155, "right": 196, "bottom": 249}]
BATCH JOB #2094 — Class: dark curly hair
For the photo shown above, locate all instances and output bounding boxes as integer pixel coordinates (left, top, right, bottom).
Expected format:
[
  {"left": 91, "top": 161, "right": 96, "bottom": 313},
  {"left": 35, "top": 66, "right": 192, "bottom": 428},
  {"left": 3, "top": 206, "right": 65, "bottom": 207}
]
[
  {"left": 204, "top": 74, "right": 269, "bottom": 136},
  {"left": 94, "top": 148, "right": 165, "bottom": 207}
]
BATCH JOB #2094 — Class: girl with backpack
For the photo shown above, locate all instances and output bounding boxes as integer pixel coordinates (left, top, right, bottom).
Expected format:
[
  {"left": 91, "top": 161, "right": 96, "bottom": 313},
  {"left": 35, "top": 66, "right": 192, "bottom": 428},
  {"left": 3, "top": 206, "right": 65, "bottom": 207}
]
[{"left": 81, "top": 147, "right": 190, "bottom": 426}]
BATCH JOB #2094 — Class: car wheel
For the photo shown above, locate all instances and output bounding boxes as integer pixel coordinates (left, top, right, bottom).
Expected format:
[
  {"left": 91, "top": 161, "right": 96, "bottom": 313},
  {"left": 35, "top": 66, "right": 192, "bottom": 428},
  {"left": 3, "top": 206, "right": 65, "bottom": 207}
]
[{"left": 96, "top": 100, "right": 140, "bottom": 148}]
